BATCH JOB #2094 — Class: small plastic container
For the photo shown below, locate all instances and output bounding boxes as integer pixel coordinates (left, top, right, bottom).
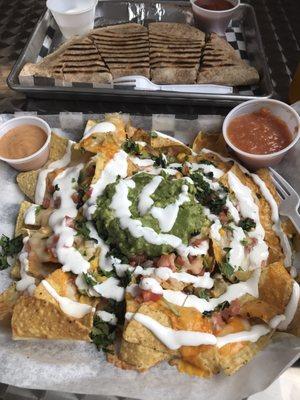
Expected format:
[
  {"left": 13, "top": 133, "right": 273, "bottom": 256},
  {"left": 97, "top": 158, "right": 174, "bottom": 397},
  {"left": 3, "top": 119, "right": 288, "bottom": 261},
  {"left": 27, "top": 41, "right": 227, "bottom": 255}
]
[
  {"left": 46, "top": 0, "right": 97, "bottom": 39},
  {"left": 0, "top": 116, "right": 51, "bottom": 171},
  {"left": 190, "top": 0, "right": 240, "bottom": 35},
  {"left": 223, "top": 99, "right": 300, "bottom": 169}
]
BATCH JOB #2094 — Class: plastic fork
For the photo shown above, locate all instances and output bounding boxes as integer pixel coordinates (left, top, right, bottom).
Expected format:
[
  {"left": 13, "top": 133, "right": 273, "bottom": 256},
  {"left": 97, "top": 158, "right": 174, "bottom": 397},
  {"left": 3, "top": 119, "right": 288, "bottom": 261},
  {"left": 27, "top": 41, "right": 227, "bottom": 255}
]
[
  {"left": 270, "top": 168, "right": 300, "bottom": 233},
  {"left": 113, "top": 75, "right": 233, "bottom": 94}
]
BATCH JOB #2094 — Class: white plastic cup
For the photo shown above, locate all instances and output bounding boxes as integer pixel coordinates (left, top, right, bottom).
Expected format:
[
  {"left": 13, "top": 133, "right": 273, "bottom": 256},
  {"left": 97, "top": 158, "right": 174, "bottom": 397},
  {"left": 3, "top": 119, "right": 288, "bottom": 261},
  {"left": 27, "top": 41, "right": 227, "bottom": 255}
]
[
  {"left": 47, "top": 0, "right": 97, "bottom": 38},
  {"left": 0, "top": 116, "right": 51, "bottom": 171},
  {"left": 190, "top": 0, "right": 240, "bottom": 35},
  {"left": 223, "top": 99, "right": 300, "bottom": 169}
]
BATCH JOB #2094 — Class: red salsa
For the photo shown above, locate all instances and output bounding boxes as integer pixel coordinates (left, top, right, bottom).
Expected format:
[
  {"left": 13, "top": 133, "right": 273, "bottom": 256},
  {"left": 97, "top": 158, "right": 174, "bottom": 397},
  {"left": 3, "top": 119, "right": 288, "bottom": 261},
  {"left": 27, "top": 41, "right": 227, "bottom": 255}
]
[
  {"left": 194, "top": 0, "right": 234, "bottom": 11},
  {"left": 227, "top": 108, "right": 293, "bottom": 155}
]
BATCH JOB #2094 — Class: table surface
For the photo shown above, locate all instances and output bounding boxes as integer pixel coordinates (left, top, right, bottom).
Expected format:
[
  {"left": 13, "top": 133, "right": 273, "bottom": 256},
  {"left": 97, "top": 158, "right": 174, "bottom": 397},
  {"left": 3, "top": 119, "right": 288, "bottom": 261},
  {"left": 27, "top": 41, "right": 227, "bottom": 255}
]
[
  {"left": 0, "top": 0, "right": 299, "bottom": 398},
  {"left": 0, "top": 0, "right": 299, "bottom": 115}
]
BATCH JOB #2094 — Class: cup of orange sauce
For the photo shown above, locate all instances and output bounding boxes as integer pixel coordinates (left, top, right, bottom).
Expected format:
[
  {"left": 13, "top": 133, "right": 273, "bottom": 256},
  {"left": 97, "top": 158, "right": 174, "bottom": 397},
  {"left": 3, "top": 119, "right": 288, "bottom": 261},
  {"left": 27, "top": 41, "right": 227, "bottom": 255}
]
[
  {"left": 190, "top": 0, "right": 240, "bottom": 35},
  {"left": 0, "top": 116, "right": 51, "bottom": 171},
  {"left": 223, "top": 99, "right": 300, "bottom": 169}
]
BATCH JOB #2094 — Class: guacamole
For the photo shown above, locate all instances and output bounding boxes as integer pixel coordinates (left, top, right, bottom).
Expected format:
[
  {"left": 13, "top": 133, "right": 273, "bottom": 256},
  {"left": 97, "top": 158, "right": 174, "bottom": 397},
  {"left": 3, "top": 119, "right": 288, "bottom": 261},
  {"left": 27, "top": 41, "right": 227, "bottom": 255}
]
[{"left": 93, "top": 172, "right": 208, "bottom": 258}]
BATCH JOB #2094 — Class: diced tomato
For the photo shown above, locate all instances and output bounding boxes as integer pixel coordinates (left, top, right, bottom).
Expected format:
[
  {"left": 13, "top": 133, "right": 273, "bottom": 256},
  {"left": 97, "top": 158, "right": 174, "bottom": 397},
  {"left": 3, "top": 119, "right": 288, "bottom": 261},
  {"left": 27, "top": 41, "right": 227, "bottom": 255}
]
[
  {"left": 156, "top": 253, "right": 176, "bottom": 271},
  {"left": 42, "top": 197, "right": 51, "bottom": 209},
  {"left": 245, "top": 237, "right": 258, "bottom": 253},
  {"left": 86, "top": 164, "right": 96, "bottom": 177},
  {"left": 211, "top": 313, "right": 225, "bottom": 331},
  {"left": 46, "top": 234, "right": 59, "bottom": 259},
  {"left": 176, "top": 255, "right": 186, "bottom": 267},
  {"left": 54, "top": 197, "right": 61, "bottom": 209},
  {"left": 129, "top": 254, "right": 147, "bottom": 267},
  {"left": 71, "top": 192, "right": 80, "bottom": 204},
  {"left": 64, "top": 216, "right": 75, "bottom": 228},
  {"left": 86, "top": 187, "right": 93, "bottom": 198},
  {"left": 182, "top": 163, "right": 190, "bottom": 176},
  {"left": 139, "top": 290, "right": 162, "bottom": 303}
]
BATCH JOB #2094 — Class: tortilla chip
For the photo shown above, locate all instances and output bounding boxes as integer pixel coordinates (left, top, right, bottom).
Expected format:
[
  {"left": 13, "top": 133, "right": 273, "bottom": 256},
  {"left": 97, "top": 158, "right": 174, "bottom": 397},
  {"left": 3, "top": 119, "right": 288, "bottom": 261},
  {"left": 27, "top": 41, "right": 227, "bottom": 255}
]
[
  {"left": 12, "top": 295, "right": 91, "bottom": 340},
  {"left": 11, "top": 260, "right": 21, "bottom": 280},
  {"left": 259, "top": 261, "right": 293, "bottom": 313},
  {"left": 119, "top": 340, "right": 170, "bottom": 371},
  {"left": 192, "top": 132, "right": 229, "bottom": 157},
  {"left": 238, "top": 294, "right": 279, "bottom": 323},
  {"left": 0, "top": 283, "right": 20, "bottom": 320},
  {"left": 16, "top": 132, "right": 70, "bottom": 201},
  {"left": 15, "top": 201, "right": 33, "bottom": 236},
  {"left": 123, "top": 301, "right": 177, "bottom": 355},
  {"left": 150, "top": 135, "right": 191, "bottom": 156},
  {"left": 218, "top": 332, "right": 271, "bottom": 375}
]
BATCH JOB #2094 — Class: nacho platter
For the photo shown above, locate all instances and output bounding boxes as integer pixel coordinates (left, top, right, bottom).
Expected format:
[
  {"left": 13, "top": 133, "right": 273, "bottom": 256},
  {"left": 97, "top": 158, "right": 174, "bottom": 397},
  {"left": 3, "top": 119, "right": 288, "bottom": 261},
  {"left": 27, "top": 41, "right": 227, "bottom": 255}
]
[
  {"left": 7, "top": 1, "right": 273, "bottom": 105},
  {"left": 0, "top": 112, "right": 299, "bottom": 400}
]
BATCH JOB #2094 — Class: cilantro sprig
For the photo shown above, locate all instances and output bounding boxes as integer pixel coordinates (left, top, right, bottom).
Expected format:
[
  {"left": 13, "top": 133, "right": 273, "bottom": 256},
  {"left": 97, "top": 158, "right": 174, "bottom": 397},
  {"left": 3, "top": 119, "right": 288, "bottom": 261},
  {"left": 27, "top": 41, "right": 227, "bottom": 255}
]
[{"left": 0, "top": 234, "right": 23, "bottom": 270}]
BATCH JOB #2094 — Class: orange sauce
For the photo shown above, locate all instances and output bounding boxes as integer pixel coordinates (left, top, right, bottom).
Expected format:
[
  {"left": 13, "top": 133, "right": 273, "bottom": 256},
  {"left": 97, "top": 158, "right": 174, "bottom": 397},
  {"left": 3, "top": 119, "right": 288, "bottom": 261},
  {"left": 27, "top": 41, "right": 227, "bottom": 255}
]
[
  {"left": 227, "top": 108, "right": 293, "bottom": 155},
  {"left": 0, "top": 125, "right": 47, "bottom": 159}
]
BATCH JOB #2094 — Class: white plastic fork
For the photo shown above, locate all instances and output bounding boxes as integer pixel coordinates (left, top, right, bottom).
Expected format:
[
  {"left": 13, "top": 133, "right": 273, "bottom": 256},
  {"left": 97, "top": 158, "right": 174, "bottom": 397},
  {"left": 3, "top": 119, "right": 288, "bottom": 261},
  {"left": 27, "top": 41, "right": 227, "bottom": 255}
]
[
  {"left": 113, "top": 75, "right": 233, "bottom": 94},
  {"left": 270, "top": 168, "right": 300, "bottom": 233}
]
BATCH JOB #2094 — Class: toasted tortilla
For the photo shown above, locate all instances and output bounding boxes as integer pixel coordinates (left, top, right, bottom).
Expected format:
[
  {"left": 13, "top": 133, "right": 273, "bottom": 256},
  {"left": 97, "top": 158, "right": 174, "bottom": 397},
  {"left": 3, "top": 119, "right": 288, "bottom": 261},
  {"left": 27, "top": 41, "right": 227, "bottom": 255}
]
[{"left": 197, "top": 33, "right": 259, "bottom": 86}]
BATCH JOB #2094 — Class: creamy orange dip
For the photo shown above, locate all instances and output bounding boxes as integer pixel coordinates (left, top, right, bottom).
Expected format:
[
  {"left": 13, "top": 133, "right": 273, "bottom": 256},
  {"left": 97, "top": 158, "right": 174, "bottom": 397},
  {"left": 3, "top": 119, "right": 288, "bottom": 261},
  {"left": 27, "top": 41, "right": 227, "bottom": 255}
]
[{"left": 0, "top": 125, "right": 47, "bottom": 159}]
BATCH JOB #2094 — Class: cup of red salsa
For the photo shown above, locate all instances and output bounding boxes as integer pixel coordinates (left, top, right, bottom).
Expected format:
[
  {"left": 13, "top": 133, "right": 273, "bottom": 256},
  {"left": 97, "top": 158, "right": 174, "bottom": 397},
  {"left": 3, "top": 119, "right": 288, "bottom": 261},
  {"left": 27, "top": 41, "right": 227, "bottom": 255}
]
[
  {"left": 190, "top": 0, "right": 240, "bottom": 35},
  {"left": 223, "top": 99, "right": 300, "bottom": 169}
]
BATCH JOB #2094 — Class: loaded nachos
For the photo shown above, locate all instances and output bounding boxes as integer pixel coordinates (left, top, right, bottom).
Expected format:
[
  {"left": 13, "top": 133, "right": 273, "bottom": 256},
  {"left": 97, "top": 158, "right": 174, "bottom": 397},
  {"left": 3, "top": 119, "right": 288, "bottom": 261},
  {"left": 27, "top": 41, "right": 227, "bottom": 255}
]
[{"left": 0, "top": 114, "right": 299, "bottom": 378}]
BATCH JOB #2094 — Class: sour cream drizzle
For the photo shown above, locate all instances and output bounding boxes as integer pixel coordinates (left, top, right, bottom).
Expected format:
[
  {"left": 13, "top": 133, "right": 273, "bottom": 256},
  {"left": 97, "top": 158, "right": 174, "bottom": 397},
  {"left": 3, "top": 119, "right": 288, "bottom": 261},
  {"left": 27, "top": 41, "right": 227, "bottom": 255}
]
[
  {"left": 125, "top": 312, "right": 270, "bottom": 350},
  {"left": 138, "top": 176, "right": 162, "bottom": 215},
  {"left": 24, "top": 204, "right": 39, "bottom": 225},
  {"left": 227, "top": 171, "right": 269, "bottom": 270},
  {"left": 35, "top": 140, "right": 73, "bottom": 205},
  {"left": 42, "top": 279, "right": 95, "bottom": 318},
  {"left": 110, "top": 179, "right": 207, "bottom": 257},
  {"left": 96, "top": 310, "right": 117, "bottom": 325},
  {"left": 150, "top": 184, "right": 190, "bottom": 232},
  {"left": 93, "top": 277, "right": 125, "bottom": 302},
  {"left": 85, "top": 150, "right": 128, "bottom": 219},
  {"left": 49, "top": 163, "right": 90, "bottom": 275},
  {"left": 84, "top": 122, "right": 116, "bottom": 138},
  {"left": 201, "top": 148, "right": 291, "bottom": 266},
  {"left": 16, "top": 237, "right": 36, "bottom": 294},
  {"left": 163, "top": 269, "right": 260, "bottom": 313}
]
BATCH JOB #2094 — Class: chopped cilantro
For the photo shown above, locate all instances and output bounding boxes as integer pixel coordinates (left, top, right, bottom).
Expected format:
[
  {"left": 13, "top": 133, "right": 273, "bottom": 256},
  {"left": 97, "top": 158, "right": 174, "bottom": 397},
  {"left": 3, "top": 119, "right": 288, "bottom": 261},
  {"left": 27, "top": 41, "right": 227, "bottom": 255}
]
[
  {"left": 119, "top": 269, "right": 132, "bottom": 288},
  {"left": 215, "top": 300, "right": 230, "bottom": 311},
  {"left": 122, "top": 137, "right": 140, "bottom": 155},
  {"left": 75, "top": 220, "right": 96, "bottom": 242},
  {"left": 0, "top": 235, "right": 23, "bottom": 271},
  {"left": 54, "top": 184, "right": 60, "bottom": 192},
  {"left": 239, "top": 218, "right": 256, "bottom": 232},
  {"left": 219, "top": 261, "right": 234, "bottom": 279},
  {"left": 194, "top": 288, "right": 209, "bottom": 301},
  {"left": 90, "top": 316, "right": 116, "bottom": 353},
  {"left": 82, "top": 272, "right": 97, "bottom": 286},
  {"left": 101, "top": 269, "right": 116, "bottom": 278},
  {"left": 35, "top": 205, "right": 42, "bottom": 216},
  {"left": 240, "top": 238, "right": 249, "bottom": 246},
  {"left": 190, "top": 171, "right": 227, "bottom": 214},
  {"left": 153, "top": 154, "right": 167, "bottom": 168},
  {"left": 150, "top": 131, "right": 158, "bottom": 138}
]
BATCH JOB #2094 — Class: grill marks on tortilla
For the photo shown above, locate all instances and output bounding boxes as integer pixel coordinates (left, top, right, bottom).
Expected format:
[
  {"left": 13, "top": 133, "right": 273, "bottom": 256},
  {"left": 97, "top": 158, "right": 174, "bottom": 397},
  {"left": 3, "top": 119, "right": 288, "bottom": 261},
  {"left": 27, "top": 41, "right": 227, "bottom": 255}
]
[
  {"left": 197, "top": 33, "right": 259, "bottom": 86},
  {"left": 149, "top": 23, "right": 205, "bottom": 84},
  {"left": 90, "top": 23, "right": 150, "bottom": 78},
  {"left": 20, "top": 36, "right": 112, "bottom": 83}
]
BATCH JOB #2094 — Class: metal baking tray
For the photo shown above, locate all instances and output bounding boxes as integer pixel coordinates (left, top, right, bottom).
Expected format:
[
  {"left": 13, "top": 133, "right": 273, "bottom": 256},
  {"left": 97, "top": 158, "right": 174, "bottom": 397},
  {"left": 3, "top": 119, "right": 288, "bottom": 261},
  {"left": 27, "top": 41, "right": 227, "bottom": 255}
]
[{"left": 7, "top": 0, "right": 274, "bottom": 106}]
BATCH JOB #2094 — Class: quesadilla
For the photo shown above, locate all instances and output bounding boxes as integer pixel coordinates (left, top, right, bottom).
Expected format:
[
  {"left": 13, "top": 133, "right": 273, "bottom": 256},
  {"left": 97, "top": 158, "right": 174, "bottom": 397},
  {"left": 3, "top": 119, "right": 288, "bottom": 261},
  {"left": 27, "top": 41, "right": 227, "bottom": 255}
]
[
  {"left": 197, "top": 33, "right": 259, "bottom": 86},
  {"left": 20, "top": 36, "right": 112, "bottom": 84},
  {"left": 149, "top": 22, "right": 205, "bottom": 84},
  {"left": 90, "top": 23, "right": 150, "bottom": 79}
]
